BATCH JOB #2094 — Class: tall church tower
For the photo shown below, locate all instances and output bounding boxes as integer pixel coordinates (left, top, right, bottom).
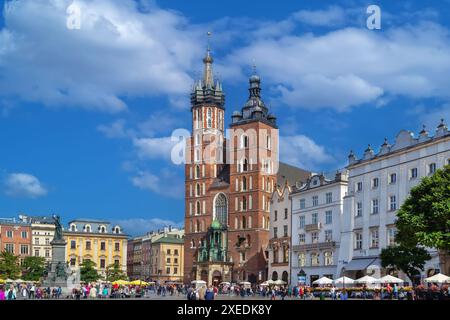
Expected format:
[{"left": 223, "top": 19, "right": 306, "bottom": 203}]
[
  {"left": 184, "top": 45, "right": 230, "bottom": 284},
  {"left": 228, "top": 72, "right": 278, "bottom": 283}
]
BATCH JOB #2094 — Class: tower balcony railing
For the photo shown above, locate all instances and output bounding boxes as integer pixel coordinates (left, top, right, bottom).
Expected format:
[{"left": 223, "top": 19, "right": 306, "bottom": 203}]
[{"left": 305, "top": 223, "right": 321, "bottom": 232}]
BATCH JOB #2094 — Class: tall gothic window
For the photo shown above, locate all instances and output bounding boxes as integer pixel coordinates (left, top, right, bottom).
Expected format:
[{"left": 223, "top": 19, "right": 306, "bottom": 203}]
[
  {"left": 242, "top": 196, "right": 247, "bottom": 211},
  {"left": 196, "top": 201, "right": 201, "bottom": 215},
  {"left": 195, "top": 165, "right": 200, "bottom": 179},
  {"left": 242, "top": 176, "right": 247, "bottom": 191},
  {"left": 214, "top": 193, "right": 228, "bottom": 226},
  {"left": 207, "top": 108, "right": 212, "bottom": 128},
  {"left": 243, "top": 158, "right": 248, "bottom": 172}
]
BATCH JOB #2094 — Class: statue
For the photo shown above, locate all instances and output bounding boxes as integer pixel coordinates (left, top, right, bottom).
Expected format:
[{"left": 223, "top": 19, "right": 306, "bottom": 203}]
[
  {"left": 52, "top": 214, "right": 63, "bottom": 241},
  {"left": 56, "top": 262, "right": 67, "bottom": 280}
]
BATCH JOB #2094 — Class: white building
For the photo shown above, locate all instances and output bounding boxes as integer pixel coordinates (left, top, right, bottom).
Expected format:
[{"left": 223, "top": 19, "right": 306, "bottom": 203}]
[
  {"left": 290, "top": 171, "right": 348, "bottom": 286},
  {"left": 18, "top": 215, "right": 55, "bottom": 263},
  {"left": 268, "top": 183, "right": 291, "bottom": 284},
  {"left": 337, "top": 120, "right": 450, "bottom": 283}
]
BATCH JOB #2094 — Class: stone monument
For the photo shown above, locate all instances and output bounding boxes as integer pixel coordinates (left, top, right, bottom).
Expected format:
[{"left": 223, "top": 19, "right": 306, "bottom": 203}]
[{"left": 41, "top": 215, "right": 80, "bottom": 295}]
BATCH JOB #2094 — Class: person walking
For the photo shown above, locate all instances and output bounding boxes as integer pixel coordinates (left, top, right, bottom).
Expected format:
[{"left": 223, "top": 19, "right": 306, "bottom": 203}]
[
  {"left": 29, "top": 284, "right": 35, "bottom": 299},
  {"left": 330, "top": 286, "right": 336, "bottom": 300},
  {"left": 0, "top": 285, "right": 5, "bottom": 300},
  {"left": 6, "top": 284, "right": 17, "bottom": 300},
  {"left": 90, "top": 285, "right": 97, "bottom": 299},
  {"left": 198, "top": 285, "right": 206, "bottom": 300},
  {"left": 205, "top": 286, "right": 215, "bottom": 300}
]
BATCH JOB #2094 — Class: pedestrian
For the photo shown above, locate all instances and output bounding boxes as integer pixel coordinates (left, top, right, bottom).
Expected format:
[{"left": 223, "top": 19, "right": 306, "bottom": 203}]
[
  {"left": 21, "top": 285, "right": 28, "bottom": 299},
  {"left": 29, "top": 283, "right": 35, "bottom": 299},
  {"left": 6, "top": 284, "right": 17, "bottom": 300},
  {"left": 90, "top": 285, "right": 97, "bottom": 299},
  {"left": 205, "top": 286, "right": 215, "bottom": 300},
  {"left": 0, "top": 285, "right": 5, "bottom": 300},
  {"left": 330, "top": 286, "right": 336, "bottom": 300}
]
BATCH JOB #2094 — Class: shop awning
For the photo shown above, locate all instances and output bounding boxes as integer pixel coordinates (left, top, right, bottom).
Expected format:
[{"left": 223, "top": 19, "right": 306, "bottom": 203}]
[{"left": 345, "top": 257, "right": 381, "bottom": 271}]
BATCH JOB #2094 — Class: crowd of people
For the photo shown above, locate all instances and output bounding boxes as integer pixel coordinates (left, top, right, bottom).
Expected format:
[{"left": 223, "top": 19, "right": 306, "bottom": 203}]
[{"left": 0, "top": 281, "right": 448, "bottom": 300}]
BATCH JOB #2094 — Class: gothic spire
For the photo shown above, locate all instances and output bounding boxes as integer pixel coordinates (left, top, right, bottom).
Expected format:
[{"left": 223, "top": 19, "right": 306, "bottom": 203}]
[{"left": 203, "top": 32, "right": 214, "bottom": 88}]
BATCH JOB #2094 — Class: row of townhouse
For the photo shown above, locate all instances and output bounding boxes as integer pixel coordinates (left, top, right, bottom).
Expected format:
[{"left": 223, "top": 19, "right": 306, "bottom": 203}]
[
  {"left": 127, "top": 226, "right": 185, "bottom": 283},
  {"left": 268, "top": 120, "right": 450, "bottom": 286}
]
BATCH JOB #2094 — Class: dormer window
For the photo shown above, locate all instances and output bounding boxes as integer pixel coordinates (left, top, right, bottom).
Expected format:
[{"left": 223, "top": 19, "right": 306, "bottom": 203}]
[
  {"left": 84, "top": 225, "right": 91, "bottom": 233},
  {"left": 99, "top": 225, "right": 106, "bottom": 233},
  {"left": 70, "top": 224, "right": 77, "bottom": 232},
  {"left": 113, "top": 226, "right": 121, "bottom": 234}
]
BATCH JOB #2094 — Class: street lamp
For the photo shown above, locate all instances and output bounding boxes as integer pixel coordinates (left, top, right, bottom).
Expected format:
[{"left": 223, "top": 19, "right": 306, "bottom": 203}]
[{"left": 339, "top": 260, "right": 348, "bottom": 290}]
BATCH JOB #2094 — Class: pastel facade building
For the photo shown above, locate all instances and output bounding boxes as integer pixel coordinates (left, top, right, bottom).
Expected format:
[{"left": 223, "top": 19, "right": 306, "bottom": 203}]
[{"left": 337, "top": 120, "right": 450, "bottom": 282}]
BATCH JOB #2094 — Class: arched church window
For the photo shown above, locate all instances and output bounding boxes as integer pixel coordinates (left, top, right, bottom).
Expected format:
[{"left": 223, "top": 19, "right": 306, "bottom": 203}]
[
  {"left": 214, "top": 193, "right": 228, "bottom": 226},
  {"left": 242, "top": 216, "right": 247, "bottom": 229},
  {"left": 196, "top": 183, "right": 201, "bottom": 197},
  {"left": 242, "top": 176, "right": 247, "bottom": 191},
  {"left": 196, "top": 201, "right": 201, "bottom": 215},
  {"left": 242, "top": 196, "right": 247, "bottom": 211},
  {"left": 243, "top": 158, "right": 248, "bottom": 172},
  {"left": 195, "top": 165, "right": 200, "bottom": 179}
]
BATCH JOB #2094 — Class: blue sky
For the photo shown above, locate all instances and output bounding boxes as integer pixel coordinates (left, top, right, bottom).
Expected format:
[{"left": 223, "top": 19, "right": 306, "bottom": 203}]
[{"left": 0, "top": 0, "right": 449, "bottom": 236}]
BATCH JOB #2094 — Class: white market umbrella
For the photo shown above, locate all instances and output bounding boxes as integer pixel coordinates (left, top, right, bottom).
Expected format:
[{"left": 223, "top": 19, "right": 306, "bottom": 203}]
[
  {"left": 191, "top": 280, "right": 206, "bottom": 285},
  {"left": 313, "top": 276, "right": 333, "bottom": 285},
  {"left": 219, "top": 282, "right": 230, "bottom": 286},
  {"left": 333, "top": 276, "right": 355, "bottom": 285},
  {"left": 274, "top": 279, "right": 287, "bottom": 285},
  {"left": 239, "top": 281, "right": 251, "bottom": 285},
  {"left": 260, "top": 281, "right": 269, "bottom": 286},
  {"left": 354, "top": 275, "right": 379, "bottom": 284},
  {"left": 379, "top": 275, "right": 404, "bottom": 284},
  {"left": 424, "top": 273, "right": 450, "bottom": 284},
  {"left": 267, "top": 279, "right": 276, "bottom": 285}
]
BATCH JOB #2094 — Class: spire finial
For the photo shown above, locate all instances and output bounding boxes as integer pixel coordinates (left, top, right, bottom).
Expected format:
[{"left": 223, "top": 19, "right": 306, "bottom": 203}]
[
  {"left": 203, "top": 31, "right": 214, "bottom": 87},
  {"left": 207, "top": 31, "right": 212, "bottom": 52}
]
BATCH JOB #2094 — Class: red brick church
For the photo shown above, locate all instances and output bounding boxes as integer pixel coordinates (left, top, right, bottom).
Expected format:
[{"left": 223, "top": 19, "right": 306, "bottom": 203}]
[{"left": 183, "top": 46, "right": 309, "bottom": 285}]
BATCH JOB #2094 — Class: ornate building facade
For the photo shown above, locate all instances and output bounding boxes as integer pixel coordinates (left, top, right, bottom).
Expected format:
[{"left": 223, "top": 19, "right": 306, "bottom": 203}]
[
  {"left": 338, "top": 121, "right": 450, "bottom": 282},
  {"left": 183, "top": 47, "right": 308, "bottom": 285},
  {"left": 64, "top": 219, "right": 128, "bottom": 277}
]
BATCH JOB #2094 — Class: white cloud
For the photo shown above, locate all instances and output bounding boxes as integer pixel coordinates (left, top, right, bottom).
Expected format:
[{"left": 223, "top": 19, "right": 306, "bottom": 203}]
[
  {"left": 112, "top": 217, "right": 183, "bottom": 236},
  {"left": 224, "top": 22, "right": 450, "bottom": 111},
  {"left": 293, "top": 6, "right": 347, "bottom": 27},
  {"left": 414, "top": 104, "right": 450, "bottom": 132},
  {"left": 131, "top": 168, "right": 183, "bottom": 198},
  {"left": 0, "top": 0, "right": 201, "bottom": 112},
  {"left": 97, "top": 119, "right": 131, "bottom": 138},
  {"left": 279, "top": 135, "right": 334, "bottom": 170},
  {"left": 4, "top": 173, "right": 48, "bottom": 198},
  {"left": 132, "top": 136, "right": 176, "bottom": 160}
]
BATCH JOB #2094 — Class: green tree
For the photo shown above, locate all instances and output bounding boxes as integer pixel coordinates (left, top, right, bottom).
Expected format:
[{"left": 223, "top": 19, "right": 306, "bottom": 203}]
[
  {"left": 380, "top": 245, "right": 431, "bottom": 285},
  {"left": 0, "top": 251, "right": 21, "bottom": 279},
  {"left": 79, "top": 260, "right": 100, "bottom": 283},
  {"left": 105, "top": 263, "right": 127, "bottom": 282},
  {"left": 21, "top": 256, "right": 46, "bottom": 281},
  {"left": 395, "top": 164, "right": 450, "bottom": 274}
]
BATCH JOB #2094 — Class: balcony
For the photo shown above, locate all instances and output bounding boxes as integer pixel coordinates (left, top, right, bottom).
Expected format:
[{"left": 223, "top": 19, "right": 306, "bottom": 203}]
[
  {"left": 292, "top": 241, "right": 336, "bottom": 251},
  {"left": 305, "top": 223, "right": 321, "bottom": 232}
]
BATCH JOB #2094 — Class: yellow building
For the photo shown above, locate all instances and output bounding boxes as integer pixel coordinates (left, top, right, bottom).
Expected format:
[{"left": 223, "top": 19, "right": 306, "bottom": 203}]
[
  {"left": 63, "top": 219, "right": 128, "bottom": 276},
  {"left": 150, "top": 234, "right": 184, "bottom": 283}
]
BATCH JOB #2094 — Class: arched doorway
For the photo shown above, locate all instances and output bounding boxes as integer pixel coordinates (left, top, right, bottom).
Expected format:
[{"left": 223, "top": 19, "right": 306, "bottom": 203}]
[
  {"left": 248, "top": 273, "right": 257, "bottom": 284},
  {"left": 272, "top": 271, "right": 278, "bottom": 281},
  {"left": 212, "top": 270, "right": 222, "bottom": 284},
  {"left": 282, "top": 271, "right": 288, "bottom": 283},
  {"left": 200, "top": 270, "right": 208, "bottom": 282}
]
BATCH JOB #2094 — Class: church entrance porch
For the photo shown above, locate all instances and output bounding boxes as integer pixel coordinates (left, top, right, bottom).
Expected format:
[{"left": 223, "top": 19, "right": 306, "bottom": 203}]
[{"left": 194, "top": 262, "right": 233, "bottom": 286}]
